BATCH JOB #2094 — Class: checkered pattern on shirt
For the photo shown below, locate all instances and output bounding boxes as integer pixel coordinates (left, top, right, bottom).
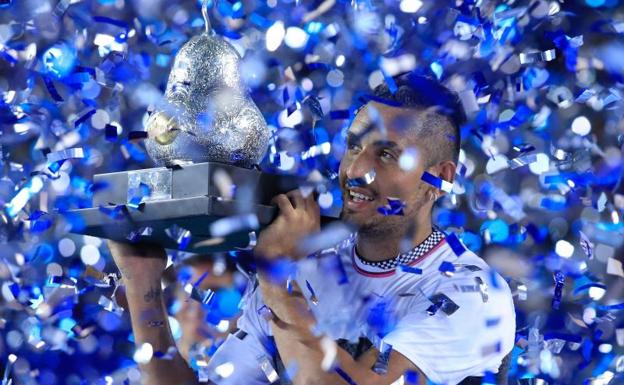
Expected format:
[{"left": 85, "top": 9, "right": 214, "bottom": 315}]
[{"left": 358, "top": 229, "right": 445, "bottom": 270}]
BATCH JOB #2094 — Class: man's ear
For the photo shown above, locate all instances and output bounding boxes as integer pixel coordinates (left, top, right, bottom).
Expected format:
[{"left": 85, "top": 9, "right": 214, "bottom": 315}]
[{"left": 436, "top": 160, "right": 457, "bottom": 184}]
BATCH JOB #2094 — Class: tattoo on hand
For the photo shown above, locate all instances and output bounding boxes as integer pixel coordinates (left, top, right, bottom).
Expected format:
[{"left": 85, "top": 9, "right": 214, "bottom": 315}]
[{"left": 144, "top": 285, "right": 162, "bottom": 303}]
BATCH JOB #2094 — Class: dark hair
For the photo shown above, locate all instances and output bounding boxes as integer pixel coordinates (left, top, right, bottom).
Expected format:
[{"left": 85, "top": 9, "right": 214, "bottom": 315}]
[{"left": 360, "top": 72, "right": 466, "bottom": 165}]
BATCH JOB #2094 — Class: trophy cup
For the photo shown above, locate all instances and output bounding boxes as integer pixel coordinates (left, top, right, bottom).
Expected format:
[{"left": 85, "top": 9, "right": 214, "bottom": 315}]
[{"left": 67, "top": 3, "right": 337, "bottom": 254}]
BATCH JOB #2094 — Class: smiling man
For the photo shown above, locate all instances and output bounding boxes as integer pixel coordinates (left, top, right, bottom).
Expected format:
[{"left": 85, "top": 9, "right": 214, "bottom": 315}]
[
  {"left": 204, "top": 73, "right": 516, "bottom": 385},
  {"left": 108, "top": 73, "right": 515, "bottom": 385}
]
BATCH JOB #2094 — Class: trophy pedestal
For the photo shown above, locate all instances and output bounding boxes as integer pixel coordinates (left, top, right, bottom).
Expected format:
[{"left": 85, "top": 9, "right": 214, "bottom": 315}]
[{"left": 67, "top": 162, "right": 337, "bottom": 254}]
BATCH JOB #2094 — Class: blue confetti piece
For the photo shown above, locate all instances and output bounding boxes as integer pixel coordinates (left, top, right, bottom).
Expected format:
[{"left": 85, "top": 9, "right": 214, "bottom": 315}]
[
  {"left": 346, "top": 169, "right": 376, "bottom": 187},
  {"left": 92, "top": 15, "right": 129, "bottom": 31},
  {"left": 74, "top": 108, "right": 96, "bottom": 128},
  {"left": 598, "top": 302, "right": 624, "bottom": 311},
  {"left": 329, "top": 110, "right": 350, "bottom": 120},
  {"left": 540, "top": 196, "right": 567, "bottom": 211},
  {"left": 249, "top": 13, "right": 272, "bottom": 29},
  {"left": 404, "top": 370, "right": 419, "bottom": 384},
  {"left": 43, "top": 76, "right": 64, "bottom": 102},
  {"left": 543, "top": 332, "right": 582, "bottom": 343},
  {"left": 420, "top": 171, "right": 453, "bottom": 193},
  {"left": 399, "top": 265, "right": 422, "bottom": 274},
  {"left": 334, "top": 367, "right": 358, "bottom": 385},
  {"left": 377, "top": 197, "right": 405, "bottom": 216},
  {"left": 486, "top": 318, "right": 500, "bottom": 327},
  {"left": 128, "top": 131, "right": 148, "bottom": 140},
  {"left": 287, "top": 103, "right": 298, "bottom": 116},
  {"left": 481, "top": 371, "right": 496, "bottom": 385},
  {"left": 438, "top": 261, "right": 456, "bottom": 276},
  {"left": 552, "top": 271, "right": 565, "bottom": 310},
  {"left": 512, "top": 143, "right": 536, "bottom": 154},
  {"left": 572, "top": 282, "right": 606, "bottom": 296},
  {"left": 305, "top": 280, "right": 318, "bottom": 305},
  {"left": 488, "top": 269, "right": 500, "bottom": 289},
  {"left": 105, "top": 124, "right": 117, "bottom": 141},
  {"left": 380, "top": 67, "right": 397, "bottom": 94},
  {"left": 303, "top": 95, "right": 324, "bottom": 119},
  {"left": 445, "top": 233, "right": 466, "bottom": 257}
]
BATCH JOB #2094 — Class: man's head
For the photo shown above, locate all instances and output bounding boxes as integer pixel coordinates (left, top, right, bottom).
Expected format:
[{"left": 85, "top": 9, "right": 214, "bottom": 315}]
[{"left": 338, "top": 73, "right": 466, "bottom": 239}]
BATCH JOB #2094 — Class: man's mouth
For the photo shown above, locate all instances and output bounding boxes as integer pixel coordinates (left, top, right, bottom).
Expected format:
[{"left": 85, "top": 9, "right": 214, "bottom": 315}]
[{"left": 345, "top": 187, "right": 376, "bottom": 210}]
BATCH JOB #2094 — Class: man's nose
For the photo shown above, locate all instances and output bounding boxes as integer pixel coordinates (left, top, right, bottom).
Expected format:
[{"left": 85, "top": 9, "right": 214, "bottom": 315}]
[{"left": 346, "top": 150, "right": 374, "bottom": 180}]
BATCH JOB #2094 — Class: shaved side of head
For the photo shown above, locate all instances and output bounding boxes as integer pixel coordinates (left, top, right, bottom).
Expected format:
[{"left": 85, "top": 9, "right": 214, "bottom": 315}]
[{"left": 363, "top": 73, "right": 466, "bottom": 166}]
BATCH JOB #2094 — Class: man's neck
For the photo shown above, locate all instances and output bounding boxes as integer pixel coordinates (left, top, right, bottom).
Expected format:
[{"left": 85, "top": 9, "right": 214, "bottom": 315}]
[{"left": 355, "top": 218, "right": 434, "bottom": 262}]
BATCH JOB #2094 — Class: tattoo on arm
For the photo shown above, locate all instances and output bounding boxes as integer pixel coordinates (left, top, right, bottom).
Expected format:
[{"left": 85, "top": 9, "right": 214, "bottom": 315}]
[
  {"left": 147, "top": 320, "right": 165, "bottom": 328},
  {"left": 144, "top": 285, "right": 162, "bottom": 303}
]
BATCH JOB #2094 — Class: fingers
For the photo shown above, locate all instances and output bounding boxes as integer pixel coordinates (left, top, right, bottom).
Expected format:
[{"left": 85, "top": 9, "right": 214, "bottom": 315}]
[
  {"left": 272, "top": 189, "right": 321, "bottom": 220},
  {"left": 305, "top": 193, "right": 320, "bottom": 217},
  {"left": 286, "top": 190, "right": 305, "bottom": 210},
  {"left": 271, "top": 194, "right": 295, "bottom": 215}
]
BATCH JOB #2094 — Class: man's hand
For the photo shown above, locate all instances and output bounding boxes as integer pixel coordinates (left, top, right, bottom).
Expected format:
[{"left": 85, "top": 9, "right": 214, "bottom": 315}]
[
  {"left": 107, "top": 240, "right": 167, "bottom": 282},
  {"left": 254, "top": 189, "right": 320, "bottom": 260}
]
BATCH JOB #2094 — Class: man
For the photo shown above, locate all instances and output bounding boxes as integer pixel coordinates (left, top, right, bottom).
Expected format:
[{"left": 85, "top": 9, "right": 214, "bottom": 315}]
[{"left": 108, "top": 73, "right": 515, "bottom": 385}]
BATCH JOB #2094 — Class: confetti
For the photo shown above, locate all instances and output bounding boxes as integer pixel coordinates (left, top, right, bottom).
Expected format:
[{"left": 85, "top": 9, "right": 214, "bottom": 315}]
[
  {"left": 183, "top": 282, "right": 215, "bottom": 305},
  {"left": 210, "top": 214, "right": 259, "bottom": 238},
  {"left": 438, "top": 261, "right": 456, "bottom": 277},
  {"left": 305, "top": 280, "right": 318, "bottom": 305},
  {"left": 320, "top": 336, "right": 337, "bottom": 371},
  {"left": 519, "top": 49, "right": 557, "bottom": 64},
  {"left": 398, "top": 265, "right": 422, "bottom": 275},
  {"left": 257, "top": 355, "right": 279, "bottom": 383},
  {"left": 606, "top": 258, "right": 624, "bottom": 278},
  {"left": 345, "top": 169, "right": 376, "bottom": 187},
  {"left": 426, "top": 293, "right": 459, "bottom": 316},
  {"left": 0, "top": 1, "right": 622, "bottom": 383},
  {"left": 377, "top": 197, "right": 405, "bottom": 216},
  {"left": 578, "top": 231, "right": 594, "bottom": 260},
  {"left": 372, "top": 341, "right": 392, "bottom": 375},
  {"left": 552, "top": 272, "right": 565, "bottom": 310},
  {"left": 420, "top": 171, "right": 453, "bottom": 193},
  {"left": 46, "top": 148, "right": 85, "bottom": 164}
]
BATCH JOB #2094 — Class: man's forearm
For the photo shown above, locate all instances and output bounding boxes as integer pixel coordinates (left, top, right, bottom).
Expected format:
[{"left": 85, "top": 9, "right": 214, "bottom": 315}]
[
  {"left": 124, "top": 276, "right": 199, "bottom": 385},
  {"left": 258, "top": 275, "right": 383, "bottom": 385}
]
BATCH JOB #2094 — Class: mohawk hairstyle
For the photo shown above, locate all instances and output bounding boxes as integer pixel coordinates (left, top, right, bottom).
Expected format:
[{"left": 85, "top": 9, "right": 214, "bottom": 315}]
[{"left": 359, "top": 72, "right": 466, "bottom": 166}]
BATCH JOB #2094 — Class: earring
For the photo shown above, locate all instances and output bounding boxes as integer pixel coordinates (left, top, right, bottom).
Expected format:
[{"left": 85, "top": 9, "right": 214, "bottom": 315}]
[{"left": 428, "top": 190, "right": 438, "bottom": 202}]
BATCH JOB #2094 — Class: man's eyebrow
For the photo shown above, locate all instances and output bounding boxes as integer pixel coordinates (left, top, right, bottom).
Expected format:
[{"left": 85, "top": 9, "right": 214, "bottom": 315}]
[
  {"left": 345, "top": 134, "right": 401, "bottom": 150},
  {"left": 346, "top": 132, "right": 360, "bottom": 142},
  {"left": 372, "top": 140, "right": 400, "bottom": 149}
]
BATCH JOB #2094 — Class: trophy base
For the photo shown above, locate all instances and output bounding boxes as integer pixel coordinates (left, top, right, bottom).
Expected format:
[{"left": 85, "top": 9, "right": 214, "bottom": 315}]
[{"left": 67, "top": 162, "right": 338, "bottom": 254}]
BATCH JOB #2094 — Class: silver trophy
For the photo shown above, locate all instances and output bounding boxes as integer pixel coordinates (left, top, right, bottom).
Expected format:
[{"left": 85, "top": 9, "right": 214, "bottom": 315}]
[{"left": 68, "top": 3, "right": 334, "bottom": 253}]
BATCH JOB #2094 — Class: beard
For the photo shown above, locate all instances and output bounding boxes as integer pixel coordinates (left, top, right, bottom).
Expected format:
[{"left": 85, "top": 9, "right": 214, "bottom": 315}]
[
  {"left": 340, "top": 207, "right": 409, "bottom": 239},
  {"left": 339, "top": 193, "right": 429, "bottom": 241}
]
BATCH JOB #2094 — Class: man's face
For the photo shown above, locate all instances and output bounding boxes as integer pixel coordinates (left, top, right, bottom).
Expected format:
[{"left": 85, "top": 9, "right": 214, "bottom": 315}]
[{"left": 338, "top": 102, "right": 434, "bottom": 237}]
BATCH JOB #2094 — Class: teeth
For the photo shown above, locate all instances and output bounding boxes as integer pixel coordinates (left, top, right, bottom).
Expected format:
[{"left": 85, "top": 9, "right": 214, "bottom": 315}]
[{"left": 349, "top": 190, "right": 374, "bottom": 201}]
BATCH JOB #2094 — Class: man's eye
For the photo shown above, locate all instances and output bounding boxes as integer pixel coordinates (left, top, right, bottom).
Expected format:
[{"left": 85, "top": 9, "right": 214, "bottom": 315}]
[
  {"left": 380, "top": 150, "right": 395, "bottom": 160},
  {"left": 348, "top": 143, "right": 361, "bottom": 151}
]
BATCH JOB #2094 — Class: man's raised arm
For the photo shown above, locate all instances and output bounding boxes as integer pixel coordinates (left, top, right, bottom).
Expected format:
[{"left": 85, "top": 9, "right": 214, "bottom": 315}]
[{"left": 108, "top": 241, "right": 200, "bottom": 385}]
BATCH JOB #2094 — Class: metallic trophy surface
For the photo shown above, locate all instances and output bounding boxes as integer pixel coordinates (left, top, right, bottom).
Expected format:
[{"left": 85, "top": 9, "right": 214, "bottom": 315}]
[
  {"left": 67, "top": 2, "right": 336, "bottom": 254},
  {"left": 144, "top": 13, "right": 270, "bottom": 167}
]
